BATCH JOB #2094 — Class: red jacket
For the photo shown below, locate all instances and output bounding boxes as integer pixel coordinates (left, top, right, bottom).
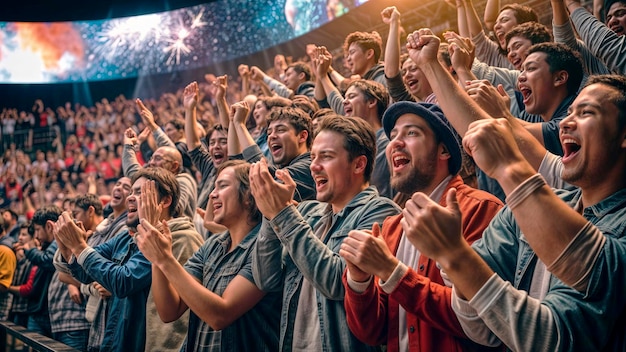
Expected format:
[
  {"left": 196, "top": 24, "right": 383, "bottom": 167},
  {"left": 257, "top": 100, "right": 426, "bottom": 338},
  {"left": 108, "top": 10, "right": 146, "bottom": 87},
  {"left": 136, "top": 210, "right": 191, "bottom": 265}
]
[{"left": 344, "top": 175, "right": 503, "bottom": 352}]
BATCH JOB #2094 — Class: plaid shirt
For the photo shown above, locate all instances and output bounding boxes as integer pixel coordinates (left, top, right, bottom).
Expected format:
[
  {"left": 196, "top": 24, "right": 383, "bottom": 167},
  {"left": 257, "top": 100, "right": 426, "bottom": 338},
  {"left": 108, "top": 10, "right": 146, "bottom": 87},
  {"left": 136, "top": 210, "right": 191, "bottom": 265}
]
[
  {"left": 47, "top": 270, "right": 90, "bottom": 333},
  {"left": 182, "top": 225, "right": 280, "bottom": 351},
  {"left": 10, "top": 256, "right": 34, "bottom": 314}
]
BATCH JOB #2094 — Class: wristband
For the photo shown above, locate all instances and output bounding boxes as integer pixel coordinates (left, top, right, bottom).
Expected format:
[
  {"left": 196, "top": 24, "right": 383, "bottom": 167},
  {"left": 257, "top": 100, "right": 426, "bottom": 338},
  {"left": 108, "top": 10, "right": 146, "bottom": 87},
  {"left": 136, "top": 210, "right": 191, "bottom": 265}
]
[{"left": 506, "top": 173, "right": 547, "bottom": 210}]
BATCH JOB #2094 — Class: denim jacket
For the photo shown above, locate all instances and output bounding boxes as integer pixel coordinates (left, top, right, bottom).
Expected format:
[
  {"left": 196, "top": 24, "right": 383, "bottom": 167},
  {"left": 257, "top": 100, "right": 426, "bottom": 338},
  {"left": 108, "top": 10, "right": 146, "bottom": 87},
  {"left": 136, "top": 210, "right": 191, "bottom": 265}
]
[
  {"left": 253, "top": 186, "right": 400, "bottom": 351},
  {"left": 68, "top": 230, "right": 152, "bottom": 352},
  {"left": 462, "top": 187, "right": 626, "bottom": 351}
]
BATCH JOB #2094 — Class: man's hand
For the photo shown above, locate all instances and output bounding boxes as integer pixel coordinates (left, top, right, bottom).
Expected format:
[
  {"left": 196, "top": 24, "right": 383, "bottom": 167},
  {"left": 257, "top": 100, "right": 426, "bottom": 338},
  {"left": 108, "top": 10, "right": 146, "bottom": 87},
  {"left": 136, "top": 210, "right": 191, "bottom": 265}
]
[
  {"left": 462, "top": 118, "right": 526, "bottom": 180},
  {"left": 340, "top": 223, "right": 398, "bottom": 282},
  {"left": 238, "top": 64, "right": 250, "bottom": 79},
  {"left": 124, "top": 128, "right": 138, "bottom": 146},
  {"left": 93, "top": 282, "right": 112, "bottom": 299},
  {"left": 135, "top": 99, "right": 158, "bottom": 131},
  {"left": 444, "top": 32, "right": 475, "bottom": 72},
  {"left": 381, "top": 6, "right": 401, "bottom": 25},
  {"left": 183, "top": 81, "right": 199, "bottom": 111},
  {"left": 249, "top": 66, "right": 266, "bottom": 82},
  {"left": 314, "top": 46, "right": 333, "bottom": 77},
  {"left": 135, "top": 219, "right": 173, "bottom": 267},
  {"left": 249, "top": 158, "right": 296, "bottom": 220},
  {"left": 136, "top": 127, "right": 151, "bottom": 144},
  {"left": 214, "top": 75, "right": 228, "bottom": 100},
  {"left": 54, "top": 212, "right": 89, "bottom": 257},
  {"left": 401, "top": 189, "right": 465, "bottom": 265},
  {"left": 137, "top": 179, "right": 162, "bottom": 227},
  {"left": 230, "top": 100, "right": 250, "bottom": 125},
  {"left": 464, "top": 80, "right": 511, "bottom": 119},
  {"left": 406, "top": 28, "right": 441, "bottom": 68},
  {"left": 68, "top": 284, "right": 83, "bottom": 305}
]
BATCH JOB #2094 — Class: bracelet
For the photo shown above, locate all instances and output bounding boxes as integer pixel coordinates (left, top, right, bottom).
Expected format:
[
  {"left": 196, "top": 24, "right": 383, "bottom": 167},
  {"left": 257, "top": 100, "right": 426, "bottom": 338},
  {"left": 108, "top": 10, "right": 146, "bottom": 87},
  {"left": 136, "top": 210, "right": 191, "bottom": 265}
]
[{"left": 505, "top": 173, "right": 547, "bottom": 210}]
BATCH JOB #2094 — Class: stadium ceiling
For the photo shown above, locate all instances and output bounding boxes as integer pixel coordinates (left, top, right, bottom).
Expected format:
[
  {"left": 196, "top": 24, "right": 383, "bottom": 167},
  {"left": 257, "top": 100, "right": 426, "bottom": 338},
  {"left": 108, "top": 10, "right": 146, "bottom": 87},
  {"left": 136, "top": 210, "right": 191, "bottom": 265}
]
[{"left": 0, "top": 0, "right": 216, "bottom": 22}]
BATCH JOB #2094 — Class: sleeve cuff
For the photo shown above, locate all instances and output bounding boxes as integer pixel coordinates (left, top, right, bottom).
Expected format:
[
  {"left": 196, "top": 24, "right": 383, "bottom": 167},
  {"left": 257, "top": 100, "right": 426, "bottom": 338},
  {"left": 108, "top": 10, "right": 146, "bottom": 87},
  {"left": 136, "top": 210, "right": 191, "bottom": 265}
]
[
  {"left": 77, "top": 247, "right": 96, "bottom": 266},
  {"left": 469, "top": 273, "right": 509, "bottom": 316},
  {"left": 451, "top": 285, "right": 479, "bottom": 317},
  {"left": 379, "top": 261, "right": 408, "bottom": 294},
  {"left": 346, "top": 270, "right": 373, "bottom": 293}
]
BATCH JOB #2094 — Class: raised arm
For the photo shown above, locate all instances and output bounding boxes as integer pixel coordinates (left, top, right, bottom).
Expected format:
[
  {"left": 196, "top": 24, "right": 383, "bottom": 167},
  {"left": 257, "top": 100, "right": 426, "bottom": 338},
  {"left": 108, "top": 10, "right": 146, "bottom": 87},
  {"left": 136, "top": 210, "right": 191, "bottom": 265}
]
[
  {"left": 230, "top": 101, "right": 257, "bottom": 153},
  {"left": 483, "top": 0, "right": 500, "bottom": 32},
  {"left": 213, "top": 75, "right": 230, "bottom": 129},
  {"left": 250, "top": 67, "right": 274, "bottom": 97},
  {"left": 382, "top": 6, "right": 403, "bottom": 79},
  {"left": 238, "top": 64, "right": 251, "bottom": 97},
  {"left": 315, "top": 47, "right": 345, "bottom": 114},
  {"left": 454, "top": 0, "right": 470, "bottom": 37},
  {"left": 407, "top": 28, "right": 488, "bottom": 136},
  {"left": 122, "top": 128, "right": 142, "bottom": 178},
  {"left": 183, "top": 81, "right": 202, "bottom": 150}
]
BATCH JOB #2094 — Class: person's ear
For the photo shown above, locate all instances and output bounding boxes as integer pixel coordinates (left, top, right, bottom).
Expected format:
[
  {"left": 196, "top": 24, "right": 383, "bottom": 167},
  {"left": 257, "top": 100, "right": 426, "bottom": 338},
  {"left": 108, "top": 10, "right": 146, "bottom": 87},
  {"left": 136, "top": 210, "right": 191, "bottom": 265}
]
[
  {"left": 160, "top": 195, "right": 173, "bottom": 209},
  {"left": 439, "top": 143, "right": 451, "bottom": 162},
  {"left": 298, "top": 130, "right": 309, "bottom": 145},
  {"left": 554, "top": 70, "right": 569, "bottom": 88},
  {"left": 353, "top": 155, "right": 367, "bottom": 175}
]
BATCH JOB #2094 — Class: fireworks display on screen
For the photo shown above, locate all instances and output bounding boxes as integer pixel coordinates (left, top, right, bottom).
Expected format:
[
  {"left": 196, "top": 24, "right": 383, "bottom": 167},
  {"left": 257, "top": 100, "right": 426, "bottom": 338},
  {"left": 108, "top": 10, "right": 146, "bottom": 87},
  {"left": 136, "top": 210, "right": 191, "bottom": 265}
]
[{"left": 0, "top": 0, "right": 367, "bottom": 83}]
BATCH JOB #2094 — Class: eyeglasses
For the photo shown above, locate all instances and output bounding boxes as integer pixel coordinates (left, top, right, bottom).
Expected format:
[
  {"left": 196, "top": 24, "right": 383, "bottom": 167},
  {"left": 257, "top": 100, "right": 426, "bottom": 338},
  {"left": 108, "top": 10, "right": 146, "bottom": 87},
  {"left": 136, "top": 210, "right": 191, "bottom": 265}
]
[{"left": 149, "top": 155, "right": 174, "bottom": 163}]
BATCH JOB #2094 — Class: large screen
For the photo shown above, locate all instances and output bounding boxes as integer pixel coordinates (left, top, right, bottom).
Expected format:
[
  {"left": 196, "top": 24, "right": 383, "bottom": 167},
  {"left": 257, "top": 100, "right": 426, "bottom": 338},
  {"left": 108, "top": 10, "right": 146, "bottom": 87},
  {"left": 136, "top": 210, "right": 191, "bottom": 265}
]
[{"left": 0, "top": 0, "right": 368, "bottom": 83}]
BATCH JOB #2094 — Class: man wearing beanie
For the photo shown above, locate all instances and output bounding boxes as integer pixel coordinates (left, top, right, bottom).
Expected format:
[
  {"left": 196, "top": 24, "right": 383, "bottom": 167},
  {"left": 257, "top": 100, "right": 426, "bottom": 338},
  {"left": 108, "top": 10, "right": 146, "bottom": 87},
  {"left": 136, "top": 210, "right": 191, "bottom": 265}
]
[{"left": 340, "top": 101, "right": 503, "bottom": 351}]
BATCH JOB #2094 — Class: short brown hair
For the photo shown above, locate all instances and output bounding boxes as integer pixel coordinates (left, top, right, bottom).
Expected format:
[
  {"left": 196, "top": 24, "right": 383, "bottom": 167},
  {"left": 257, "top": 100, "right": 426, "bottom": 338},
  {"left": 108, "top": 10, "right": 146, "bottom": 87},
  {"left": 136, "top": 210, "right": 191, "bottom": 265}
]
[
  {"left": 316, "top": 115, "right": 376, "bottom": 182},
  {"left": 343, "top": 31, "right": 383, "bottom": 62},
  {"left": 131, "top": 167, "right": 181, "bottom": 218}
]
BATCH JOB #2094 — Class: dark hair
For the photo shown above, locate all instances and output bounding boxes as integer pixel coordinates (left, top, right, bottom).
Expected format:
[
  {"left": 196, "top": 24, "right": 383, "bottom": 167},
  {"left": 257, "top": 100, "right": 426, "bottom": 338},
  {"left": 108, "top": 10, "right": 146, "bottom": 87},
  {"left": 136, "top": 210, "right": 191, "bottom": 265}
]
[
  {"left": 501, "top": 4, "right": 539, "bottom": 24},
  {"left": 505, "top": 22, "right": 553, "bottom": 48},
  {"left": 291, "top": 95, "right": 319, "bottom": 118},
  {"left": 347, "top": 79, "right": 390, "bottom": 118},
  {"left": 317, "top": 114, "right": 377, "bottom": 182},
  {"left": 256, "top": 96, "right": 292, "bottom": 111},
  {"left": 73, "top": 193, "right": 104, "bottom": 217},
  {"left": 267, "top": 106, "right": 313, "bottom": 148},
  {"left": 343, "top": 31, "right": 383, "bottom": 62},
  {"left": 131, "top": 167, "right": 181, "bottom": 218},
  {"left": 527, "top": 43, "right": 584, "bottom": 96},
  {"left": 166, "top": 118, "right": 185, "bottom": 131},
  {"left": 287, "top": 61, "right": 312, "bottom": 81},
  {"left": 204, "top": 124, "right": 227, "bottom": 146},
  {"left": 32, "top": 205, "right": 62, "bottom": 227},
  {"left": 2, "top": 209, "right": 18, "bottom": 222},
  {"left": 603, "top": 0, "right": 626, "bottom": 22},
  {"left": 585, "top": 74, "right": 626, "bottom": 129},
  {"left": 215, "top": 160, "right": 261, "bottom": 225}
]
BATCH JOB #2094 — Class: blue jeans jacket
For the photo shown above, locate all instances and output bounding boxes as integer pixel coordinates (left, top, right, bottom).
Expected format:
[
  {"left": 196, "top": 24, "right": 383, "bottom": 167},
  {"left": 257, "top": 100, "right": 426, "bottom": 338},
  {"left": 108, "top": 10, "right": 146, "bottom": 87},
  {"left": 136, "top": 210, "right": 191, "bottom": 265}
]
[
  {"left": 69, "top": 230, "right": 152, "bottom": 352},
  {"left": 472, "top": 187, "right": 626, "bottom": 351},
  {"left": 253, "top": 186, "right": 400, "bottom": 351}
]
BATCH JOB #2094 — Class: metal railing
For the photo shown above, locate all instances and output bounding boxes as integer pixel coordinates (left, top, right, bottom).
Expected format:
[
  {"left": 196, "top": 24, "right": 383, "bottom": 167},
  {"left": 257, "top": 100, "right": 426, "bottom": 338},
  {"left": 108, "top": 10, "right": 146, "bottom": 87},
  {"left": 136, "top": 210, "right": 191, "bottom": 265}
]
[{"left": 0, "top": 320, "right": 78, "bottom": 352}]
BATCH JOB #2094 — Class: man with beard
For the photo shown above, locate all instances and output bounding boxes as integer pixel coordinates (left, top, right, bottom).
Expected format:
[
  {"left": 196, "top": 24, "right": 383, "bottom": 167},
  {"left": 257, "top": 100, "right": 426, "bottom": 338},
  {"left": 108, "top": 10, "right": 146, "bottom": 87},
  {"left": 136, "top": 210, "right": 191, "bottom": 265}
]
[
  {"left": 1, "top": 209, "right": 20, "bottom": 244},
  {"left": 54, "top": 167, "right": 202, "bottom": 352},
  {"left": 339, "top": 101, "right": 502, "bottom": 351},
  {"left": 404, "top": 18, "right": 626, "bottom": 349},
  {"left": 250, "top": 115, "right": 400, "bottom": 351}
]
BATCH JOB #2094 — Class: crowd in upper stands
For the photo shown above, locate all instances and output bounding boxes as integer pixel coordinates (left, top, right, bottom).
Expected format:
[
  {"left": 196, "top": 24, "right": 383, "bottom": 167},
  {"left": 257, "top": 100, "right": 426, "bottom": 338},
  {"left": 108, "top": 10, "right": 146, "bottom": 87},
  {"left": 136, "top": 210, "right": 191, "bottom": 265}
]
[{"left": 0, "top": 0, "right": 625, "bottom": 350}]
